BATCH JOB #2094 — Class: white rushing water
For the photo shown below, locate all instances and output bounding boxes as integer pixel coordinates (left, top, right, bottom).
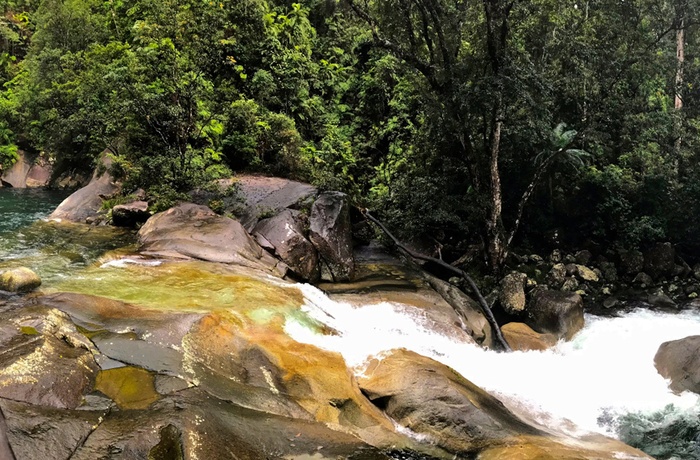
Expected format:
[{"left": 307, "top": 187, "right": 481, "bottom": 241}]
[{"left": 285, "top": 283, "right": 700, "bottom": 437}]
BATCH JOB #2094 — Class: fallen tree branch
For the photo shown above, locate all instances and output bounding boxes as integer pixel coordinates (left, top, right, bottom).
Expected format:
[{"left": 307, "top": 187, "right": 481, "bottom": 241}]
[{"left": 363, "top": 211, "right": 511, "bottom": 351}]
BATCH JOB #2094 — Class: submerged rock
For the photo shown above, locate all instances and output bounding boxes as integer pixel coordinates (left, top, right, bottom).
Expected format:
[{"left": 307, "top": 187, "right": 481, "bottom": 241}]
[
  {"left": 0, "top": 267, "right": 41, "bottom": 292},
  {"left": 654, "top": 335, "right": 700, "bottom": 394},
  {"left": 138, "top": 202, "right": 286, "bottom": 275},
  {"left": 525, "top": 288, "right": 584, "bottom": 340}
]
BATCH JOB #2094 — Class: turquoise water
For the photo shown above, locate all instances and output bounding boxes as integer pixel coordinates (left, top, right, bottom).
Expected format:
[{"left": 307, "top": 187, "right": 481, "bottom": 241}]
[
  {"left": 0, "top": 188, "right": 135, "bottom": 284},
  {"left": 0, "top": 188, "right": 71, "bottom": 233}
]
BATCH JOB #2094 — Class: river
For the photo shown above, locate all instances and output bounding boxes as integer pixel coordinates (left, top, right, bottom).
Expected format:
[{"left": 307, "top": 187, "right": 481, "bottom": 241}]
[{"left": 2, "top": 189, "right": 699, "bottom": 458}]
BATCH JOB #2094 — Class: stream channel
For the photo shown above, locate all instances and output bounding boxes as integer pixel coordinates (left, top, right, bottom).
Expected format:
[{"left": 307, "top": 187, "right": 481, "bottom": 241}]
[{"left": 1, "top": 188, "right": 699, "bottom": 459}]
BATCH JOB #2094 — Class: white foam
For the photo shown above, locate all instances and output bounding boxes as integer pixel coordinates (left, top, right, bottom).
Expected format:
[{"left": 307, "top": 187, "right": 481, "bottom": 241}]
[
  {"left": 285, "top": 283, "right": 700, "bottom": 436},
  {"left": 100, "top": 258, "right": 163, "bottom": 268}
]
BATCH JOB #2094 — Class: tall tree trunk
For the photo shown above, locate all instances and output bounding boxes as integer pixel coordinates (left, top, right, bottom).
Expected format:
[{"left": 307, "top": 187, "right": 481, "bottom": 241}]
[
  {"left": 483, "top": 0, "right": 512, "bottom": 273},
  {"left": 674, "top": 7, "right": 685, "bottom": 156},
  {"left": 675, "top": 16, "right": 684, "bottom": 112},
  {"left": 486, "top": 98, "right": 506, "bottom": 270}
]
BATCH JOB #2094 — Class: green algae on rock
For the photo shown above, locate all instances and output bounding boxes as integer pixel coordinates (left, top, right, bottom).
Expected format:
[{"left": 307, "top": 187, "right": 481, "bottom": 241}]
[
  {"left": 0, "top": 267, "right": 41, "bottom": 292},
  {"left": 95, "top": 366, "right": 160, "bottom": 410}
]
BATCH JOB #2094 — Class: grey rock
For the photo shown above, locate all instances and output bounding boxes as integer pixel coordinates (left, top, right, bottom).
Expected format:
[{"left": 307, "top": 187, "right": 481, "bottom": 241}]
[
  {"left": 111, "top": 200, "right": 150, "bottom": 227},
  {"left": 633, "top": 272, "right": 654, "bottom": 287},
  {"left": 619, "top": 249, "right": 644, "bottom": 276},
  {"left": 253, "top": 209, "right": 320, "bottom": 282},
  {"left": 643, "top": 242, "right": 676, "bottom": 280},
  {"left": 138, "top": 203, "right": 285, "bottom": 276},
  {"left": 49, "top": 154, "right": 120, "bottom": 223},
  {"left": 309, "top": 192, "right": 354, "bottom": 282},
  {"left": 525, "top": 288, "right": 584, "bottom": 340}
]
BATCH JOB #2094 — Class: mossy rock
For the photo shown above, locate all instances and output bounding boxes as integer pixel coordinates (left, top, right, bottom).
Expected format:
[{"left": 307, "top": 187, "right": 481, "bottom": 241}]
[{"left": 0, "top": 267, "right": 41, "bottom": 292}]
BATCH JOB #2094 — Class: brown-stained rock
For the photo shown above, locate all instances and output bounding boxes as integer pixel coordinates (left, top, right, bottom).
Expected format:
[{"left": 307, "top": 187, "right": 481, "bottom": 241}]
[
  {"left": 655, "top": 335, "right": 700, "bottom": 394},
  {"left": 502, "top": 322, "right": 558, "bottom": 351},
  {"left": 0, "top": 307, "right": 98, "bottom": 409},
  {"left": 357, "top": 349, "right": 540, "bottom": 455},
  {"left": 0, "top": 267, "right": 41, "bottom": 293},
  {"left": 181, "top": 311, "right": 406, "bottom": 448}
]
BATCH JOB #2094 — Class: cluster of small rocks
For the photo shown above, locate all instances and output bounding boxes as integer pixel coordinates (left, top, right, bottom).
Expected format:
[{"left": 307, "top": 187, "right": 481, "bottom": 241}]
[{"left": 504, "top": 242, "right": 700, "bottom": 313}]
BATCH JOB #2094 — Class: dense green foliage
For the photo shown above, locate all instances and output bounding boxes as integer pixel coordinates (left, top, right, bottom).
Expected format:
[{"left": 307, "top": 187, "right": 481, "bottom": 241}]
[{"left": 2, "top": 0, "right": 700, "bottom": 268}]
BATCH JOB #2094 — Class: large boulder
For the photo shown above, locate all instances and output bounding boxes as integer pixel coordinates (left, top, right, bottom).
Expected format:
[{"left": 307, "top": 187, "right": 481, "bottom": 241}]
[
  {"left": 111, "top": 200, "right": 150, "bottom": 227},
  {"left": 0, "top": 267, "right": 41, "bottom": 292},
  {"left": 424, "top": 273, "right": 493, "bottom": 347},
  {"left": 234, "top": 175, "right": 318, "bottom": 231},
  {"left": 502, "top": 322, "right": 558, "bottom": 351},
  {"left": 525, "top": 288, "right": 584, "bottom": 340},
  {"left": 644, "top": 242, "right": 676, "bottom": 280},
  {"left": 137, "top": 203, "right": 286, "bottom": 275},
  {"left": 357, "top": 349, "right": 649, "bottom": 459},
  {"left": 654, "top": 335, "right": 700, "bottom": 394},
  {"left": 499, "top": 272, "right": 527, "bottom": 315},
  {"left": 309, "top": 191, "right": 354, "bottom": 282},
  {"left": 357, "top": 349, "right": 540, "bottom": 454},
  {"left": 253, "top": 209, "right": 320, "bottom": 282},
  {"left": 1, "top": 151, "right": 51, "bottom": 189},
  {"left": 182, "top": 312, "right": 406, "bottom": 448},
  {"left": 49, "top": 155, "right": 119, "bottom": 223}
]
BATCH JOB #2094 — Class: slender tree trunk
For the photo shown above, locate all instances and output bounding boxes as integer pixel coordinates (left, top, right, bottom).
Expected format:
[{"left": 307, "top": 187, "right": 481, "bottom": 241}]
[
  {"left": 486, "top": 98, "right": 506, "bottom": 270},
  {"left": 675, "top": 16, "right": 684, "bottom": 112},
  {"left": 674, "top": 9, "right": 685, "bottom": 156}
]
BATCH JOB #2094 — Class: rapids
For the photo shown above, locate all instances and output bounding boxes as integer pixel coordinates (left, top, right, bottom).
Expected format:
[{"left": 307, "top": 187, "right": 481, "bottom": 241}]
[
  {"left": 1, "top": 188, "right": 698, "bottom": 458},
  {"left": 287, "top": 284, "right": 700, "bottom": 458}
]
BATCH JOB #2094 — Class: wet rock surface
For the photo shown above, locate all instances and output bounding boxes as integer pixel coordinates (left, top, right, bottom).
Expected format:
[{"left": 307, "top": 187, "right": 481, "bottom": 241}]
[
  {"left": 0, "top": 267, "right": 41, "bottom": 292},
  {"left": 502, "top": 322, "right": 558, "bottom": 351},
  {"left": 525, "top": 288, "right": 584, "bottom": 340},
  {"left": 654, "top": 335, "right": 700, "bottom": 394}
]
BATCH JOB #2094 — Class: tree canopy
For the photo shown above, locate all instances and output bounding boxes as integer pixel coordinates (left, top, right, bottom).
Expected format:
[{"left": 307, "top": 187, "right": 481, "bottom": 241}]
[{"left": 2, "top": 0, "right": 700, "bottom": 270}]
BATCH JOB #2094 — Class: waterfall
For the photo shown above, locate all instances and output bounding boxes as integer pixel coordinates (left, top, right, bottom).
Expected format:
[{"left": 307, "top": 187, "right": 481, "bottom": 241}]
[{"left": 286, "top": 283, "right": 700, "bottom": 442}]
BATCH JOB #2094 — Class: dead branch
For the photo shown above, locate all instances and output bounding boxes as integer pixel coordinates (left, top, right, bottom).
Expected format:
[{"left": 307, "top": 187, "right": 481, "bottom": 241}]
[{"left": 363, "top": 211, "right": 511, "bottom": 351}]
